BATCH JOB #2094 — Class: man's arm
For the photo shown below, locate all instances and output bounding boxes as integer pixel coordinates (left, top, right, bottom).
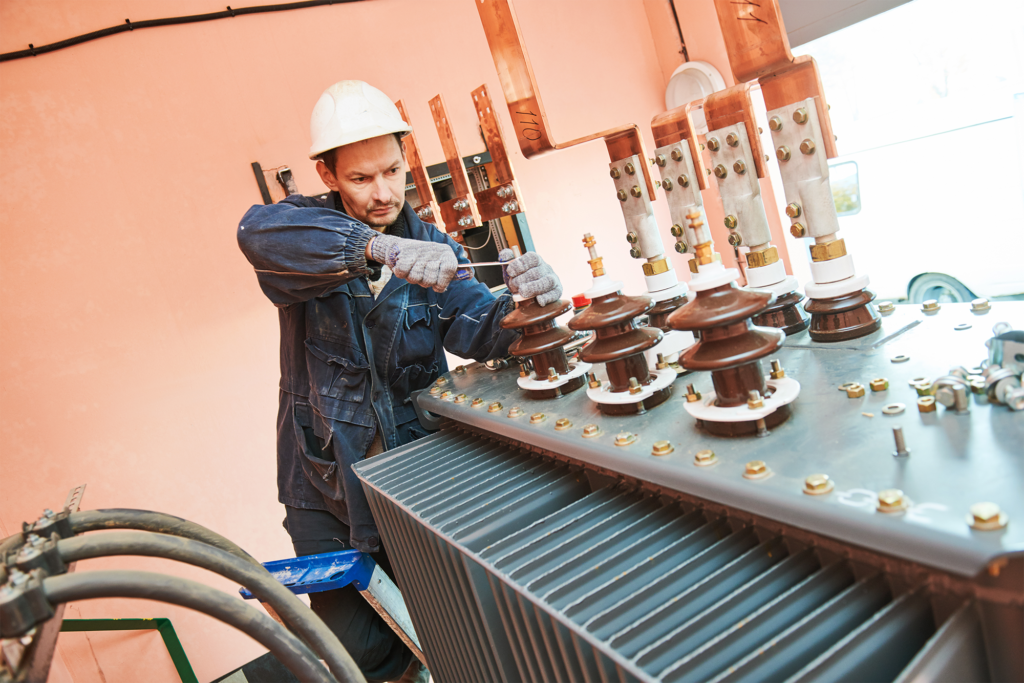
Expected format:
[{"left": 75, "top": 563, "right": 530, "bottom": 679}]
[{"left": 237, "top": 197, "right": 377, "bottom": 305}]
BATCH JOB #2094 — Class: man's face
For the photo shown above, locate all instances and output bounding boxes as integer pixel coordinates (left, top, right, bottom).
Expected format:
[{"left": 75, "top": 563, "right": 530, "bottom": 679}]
[{"left": 316, "top": 134, "right": 406, "bottom": 229}]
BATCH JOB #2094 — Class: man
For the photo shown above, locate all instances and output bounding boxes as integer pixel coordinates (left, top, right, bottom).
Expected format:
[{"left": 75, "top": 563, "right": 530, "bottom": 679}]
[{"left": 237, "top": 80, "right": 561, "bottom": 682}]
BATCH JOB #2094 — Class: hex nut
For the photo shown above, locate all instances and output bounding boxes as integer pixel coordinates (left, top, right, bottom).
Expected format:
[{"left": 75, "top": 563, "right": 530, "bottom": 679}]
[
  {"left": 971, "top": 298, "right": 991, "bottom": 313},
  {"left": 429, "top": 386, "right": 441, "bottom": 395},
  {"left": 674, "top": 242, "right": 687, "bottom": 254},
  {"left": 694, "top": 449, "right": 717, "bottom": 467},
  {"left": 507, "top": 406, "right": 525, "bottom": 418},
  {"left": 877, "top": 301, "right": 895, "bottom": 314},
  {"left": 809, "top": 239, "right": 847, "bottom": 262},
  {"left": 662, "top": 178, "right": 674, "bottom": 191},
  {"left": 725, "top": 132, "right": 740, "bottom": 147},
  {"left": 471, "top": 398, "right": 485, "bottom": 408},
  {"left": 800, "top": 139, "right": 816, "bottom": 155},
  {"left": 487, "top": 401, "right": 503, "bottom": 413},
  {"left": 435, "top": 377, "right": 448, "bottom": 385},
  {"left": 686, "top": 389, "right": 702, "bottom": 403},
  {"left": 629, "top": 247, "right": 642, "bottom": 258},
  {"left": 845, "top": 383, "right": 866, "bottom": 398},
  {"left": 617, "top": 189, "right": 628, "bottom": 201},
  {"left": 869, "top": 378, "right": 889, "bottom": 392},
  {"left": 921, "top": 299, "right": 941, "bottom": 314},
  {"left": 707, "top": 137, "right": 721, "bottom": 152},
  {"left": 790, "top": 223, "right": 806, "bottom": 238},
  {"left": 967, "top": 502, "right": 1008, "bottom": 530},
  {"left": 769, "top": 116, "right": 783, "bottom": 131},
  {"left": 651, "top": 440, "right": 674, "bottom": 456},
  {"left": 877, "top": 489, "right": 907, "bottom": 513},
  {"left": 793, "top": 108, "right": 809, "bottom": 124},
  {"left": 970, "top": 378, "right": 987, "bottom": 395},
  {"left": 529, "top": 412, "right": 546, "bottom": 424},
  {"left": 678, "top": 174, "right": 690, "bottom": 187},
  {"left": 917, "top": 397, "right": 936, "bottom": 413},
  {"left": 609, "top": 167, "right": 621, "bottom": 179},
  {"left": 727, "top": 233, "right": 742, "bottom": 247},
  {"left": 671, "top": 149, "right": 683, "bottom": 161},
  {"left": 440, "top": 390, "right": 453, "bottom": 399},
  {"left": 724, "top": 215, "right": 738, "bottom": 229},
  {"left": 670, "top": 224, "right": 684, "bottom": 237},
  {"left": 626, "top": 232, "right": 638, "bottom": 244},
  {"left": 630, "top": 186, "right": 642, "bottom": 198},
  {"left": 656, "top": 154, "right": 667, "bottom": 167},
  {"left": 804, "top": 474, "right": 834, "bottom": 496},
  {"left": 625, "top": 162, "right": 636, "bottom": 175},
  {"left": 777, "top": 145, "right": 791, "bottom": 161},
  {"left": 582, "top": 424, "right": 601, "bottom": 438},
  {"left": 614, "top": 432, "right": 637, "bottom": 447},
  {"left": 882, "top": 403, "right": 906, "bottom": 416},
  {"left": 743, "top": 460, "right": 770, "bottom": 479},
  {"left": 914, "top": 383, "right": 936, "bottom": 397},
  {"left": 747, "top": 392, "right": 765, "bottom": 409},
  {"left": 554, "top": 418, "right": 572, "bottom": 431},
  {"left": 454, "top": 394, "right": 468, "bottom": 404},
  {"left": 714, "top": 164, "right": 728, "bottom": 179},
  {"left": 785, "top": 203, "right": 801, "bottom": 218},
  {"left": 733, "top": 160, "right": 746, "bottom": 174},
  {"left": 838, "top": 382, "right": 859, "bottom": 392}
]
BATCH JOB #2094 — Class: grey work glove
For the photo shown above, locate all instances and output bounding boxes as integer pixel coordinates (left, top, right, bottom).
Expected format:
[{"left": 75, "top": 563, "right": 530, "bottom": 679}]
[
  {"left": 499, "top": 249, "right": 563, "bottom": 306},
  {"left": 370, "top": 234, "right": 460, "bottom": 293}
]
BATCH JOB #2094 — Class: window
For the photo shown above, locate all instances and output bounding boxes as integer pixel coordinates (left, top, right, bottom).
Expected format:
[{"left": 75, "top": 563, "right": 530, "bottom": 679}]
[{"left": 829, "top": 162, "right": 860, "bottom": 216}]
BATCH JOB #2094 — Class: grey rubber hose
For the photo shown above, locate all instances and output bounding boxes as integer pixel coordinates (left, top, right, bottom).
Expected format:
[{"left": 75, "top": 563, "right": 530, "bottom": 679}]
[
  {"left": 43, "top": 570, "right": 334, "bottom": 683},
  {"left": 57, "top": 531, "right": 365, "bottom": 683}
]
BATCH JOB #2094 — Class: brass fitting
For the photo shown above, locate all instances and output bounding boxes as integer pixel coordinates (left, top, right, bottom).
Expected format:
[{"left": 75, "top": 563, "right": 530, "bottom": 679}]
[
  {"left": 642, "top": 258, "right": 671, "bottom": 276},
  {"left": 694, "top": 449, "right": 717, "bottom": 467},
  {"left": 614, "top": 432, "right": 637, "bottom": 447},
  {"left": 688, "top": 259, "right": 699, "bottom": 274},
  {"left": 845, "top": 383, "right": 866, "bottom": 398},
  {"left": 770, "top": 360, "right": 785, "bottom": 380},
  {"left": 651, "top": 440, "right": 674, "bottom": 456},
  {"left": 554, "top": 418, "right": 573, "bottom": 430},
  {"left": 724, "top": 215, "right": 738, "bottom": 229},
  {"left": 744, "top": 460, "right": 770, "bottom": 479},
  {"left": 790, "top": 223, "right": 806, "bottom": 238},
  {"left": 785, "top": 203, "right": 801, "bottom": 218},
  {"left": 877, "top": 489, "right": 907, "bottom": 513},
  {"left": 870, "top": 378, "right": 889, "bottom": 392},
  {"left": 487, "top": 401, "right": 503, "bottom": 412},
  {"left": 746, "top": 247, "right": 779, "bottom": 269},
  {"left": 810, "top": 238, "right": 847, "bottom": 262},
  {"left": 804, "top": 474, "right": 834, "bottom": 495},
  {"left": 507, "top": 406, "right": 524, "bottom": 418},
  {"left": 471, "top": 397, "right": 485, "bottom": 408},
  {"left": 529, "top": 412, "right": 546, "bottom": 424},
  {"left": 582, "top": 424, "right": 601, "bottom": 438},
  {"left": 693, "top": 242, "right": 715, "bottom": 266}
]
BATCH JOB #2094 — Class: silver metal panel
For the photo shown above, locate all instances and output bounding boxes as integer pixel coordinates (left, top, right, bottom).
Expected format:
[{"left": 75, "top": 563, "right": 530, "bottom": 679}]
[
  {"left": 893, "top": 601, "right": 990, "bottom": 683},
  {"left": 414, "top": 302, "right": 1024, "bottom": 577}
]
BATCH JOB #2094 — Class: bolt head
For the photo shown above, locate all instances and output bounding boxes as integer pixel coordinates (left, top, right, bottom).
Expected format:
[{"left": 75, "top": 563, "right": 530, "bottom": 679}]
[
  {"left": 770, "top": 368, "right": 786, "bottom": 380},
  {"left": 800, "top": 139, "right": 816, "bottom": 155},
  {"left": 877, "top": 301, "right": 895, "bottom": 314},
  {"left": 804, "top": 473, "right": 833, "bottom": 494},
  {"left": 626, "top": 232, "right": 638, "bottom": 243},
  {"left": 614, "top": 432, "right": 637, "bottom": 446},
  {"left": 487, "top": 401, "right": 503, "bottom": 413},
  {"left": 507, "top": 406, "right": 524, "bottom": 418},
  {"left": 744, "top": 460, "right": 768, "bottom": 478},
  {"left": 630, "top": 185, "right": 642, "bottom": 198},
  {"left": 727, "top": 233, "right": 742, "bottom": 247},
  {"left": 845, "top": 383, "right": 866, "bottom": 398},
  {"left": 693, "top": 449, "right": 716, "bottom": 466},
  {"left": 609, "top": 167, "right": 621, "bottom": 179},
  {"left": 617, "top": 189, "right": 628, "bottom": 201},
  {"left": 921, "top": 299, "right": 940, "bottom": 313},
  {"left": 454, "top": 394, "right": 468, "bottom": 404},
  {"left": 733, "top": 160, "right": 746, "bottom": 174},
  {"left": 471, "top": 398, "right": 484, "bottom": 407},
  {"left": 670, "top": 224, "right": 684, "bottom": 237},
  {"left": 877, "top": 489, "right": 906, "bottom": 511},
  {"left": 582, "top": 424, "right": 601, "bottom": 437},
  {"left": 674, "top": 242, "right": 687, "bottom": 254},
  {"left": 870, "top": 378, "right": 889, "bottom": 392},
  {"left": 725, "top": 132, "right": 739, "bottom": 147},
  {"left": 529, "top": 412, "right": 546, "bottom": 423},
  {"left": 790, "top": 223, "right": 806, "bottom": 238},
  {"left": 671, "top": 149, "right": 683, "bottom": 161},
  {"left": 769, "top": 116, "right": 783, "bottom": 131},
  {"left": 655, "top": 154, "right": 667, "bottom": 167},
  {"left": 714, "top": 164, "right": 728, "bottom": 179},
  {"left": 629, "top": 247, "right": 642, "bottom": 258},
  {"left": 651, "top": 440, "right": 673, "bottom": 456},
  {"left": 971, "top": 298, "right": 991, "bottom": 313},
  {"left": 777, "top": 145, "right": 791, "bottom": 161},
  {"left": 554, "top": 418, "right": 573, "bottom": 430},
  {"left": 662, "top": 178, "right": 673, "bottom": 191},
  {"left": 969, "top": 502, "right": 1006, "bottom": 530},
  {"left": 625, "top": 162, "right": 636, "bottom": 175},
  {"left": 724, "top": 215, "right": 738, "bottom": 229},
  {"left": 707, "top": 137, "right": 721, "bottom": 152},
  {"left": 793, "top": 108, "right": 809, "bottom": 124},
  {"left": 440, "top": 390, "right": 452, "bottom": 399},
  {"left": 678, "top": 174, "right": 689, "bottom": 187},
  {"left": 785, "top": 203, "right": 801, "bottom": 218}
]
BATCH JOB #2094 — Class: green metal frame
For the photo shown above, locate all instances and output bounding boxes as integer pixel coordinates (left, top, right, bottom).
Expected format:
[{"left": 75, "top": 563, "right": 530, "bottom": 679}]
[{"left": 60, "top": 618, "right": 197, "bottom": 683}]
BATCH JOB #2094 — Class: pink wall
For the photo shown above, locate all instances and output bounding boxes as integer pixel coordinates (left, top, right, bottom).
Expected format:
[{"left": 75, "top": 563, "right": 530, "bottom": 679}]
[{"left": 0, "top": 0, "right": 726, "bottom": 680}]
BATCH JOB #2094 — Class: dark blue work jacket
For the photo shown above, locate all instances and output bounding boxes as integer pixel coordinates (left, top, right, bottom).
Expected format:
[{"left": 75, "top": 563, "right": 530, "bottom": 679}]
[{"left": 238, "top": 194, "right": 517, "bottom": 552}]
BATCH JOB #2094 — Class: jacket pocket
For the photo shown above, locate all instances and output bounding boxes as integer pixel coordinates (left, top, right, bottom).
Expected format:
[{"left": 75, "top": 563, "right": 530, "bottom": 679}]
[
  {"left": 397, "top": 302, "right": 436, "bottom": 367},
  {"left": 305, "top": 338, "right": 369, "bottom": 402},
  {"left": 292, "top": 401, "right": 344, "bottom": 501}
]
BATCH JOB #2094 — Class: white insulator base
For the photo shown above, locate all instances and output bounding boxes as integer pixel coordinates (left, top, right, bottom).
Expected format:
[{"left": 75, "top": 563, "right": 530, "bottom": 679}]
[
  {"left": 644, "top": 269, "right": 681, "bottom": 295},
  {"left": 744, "top": 258, "right": 787, "bottom": 289},
  {"left": 809, "top": 253, "right": 856, "bottom": 285},
  {"left": 689, "top": 262, "right": 740, "bottom": 292},
  {"left": 584, "top": 275, "right": 623, "bottom": 299},
  {"left": 644, "top": 329, "right": 695, "bottom": 369},
  {"left": 805, "top": 274, "right": 871, "bottom": 300},
  {"left": 748, "top": 275, "right": 800, "bottom": 298},
  {"left": 650, "top": 281, "right": 689, "bottom": 302},
  {"left": 684, "top": 376, "right": 801, "bottom": 422},
  {"left": 517, "top": 361, "right": 593, "bottom": 391},
  {"left": 587, "top": 367, "right": 677, "bottom": 405}
]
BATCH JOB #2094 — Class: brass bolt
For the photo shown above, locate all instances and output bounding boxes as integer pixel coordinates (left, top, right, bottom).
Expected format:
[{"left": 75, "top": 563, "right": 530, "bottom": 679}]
[
  {"left": 877, "top": 489, "right": 907, "bottom": 513},
  {"left": 733, "top": 160, "right": 746, "bottom": 174},
  {"left": 674, "top": 242, "right": 687, "bottom": 254},
  {"left": 626, "top": 232, "right": 639, "bottom": 244},
  {"left": 671, "top": 149, "right": 683, "bottom": 161},
  {"left": 652, "top": 440, "right": 674, "bottom": 456},
  {"left": 804, "top": 473, "right": 834, "bottom": 496},
  {"left": 529, "top": 412, "right": 546, "bottom": 424},
  {"left": 971, "top": 298, "right": 991, "bottom": 313},
  {"left": 793, "top": 108, "right": 809, "bottom": 124},
  {"left": 629, "top": 247, "right": 642, "bottom": 258},
  {"left": 790, "top": 223, "right": 806, "bottom": 238},
  {"left": 471, "top": 397, "right": 485, "bottom": 407},
  {"left": 487, "top": 401, "right": 503, "bottom": 413},
  {"left": 625, "top": 162, "right": 636, "bottom": 175},
  {"left": 727, "top": 233, "right": 742, "bottom": 247},
  {"left": 656, "top": 154, "right": 666, "bottom": 167},
  {"left": 454, "top": 365, "right": 466, "bottom": 374},
  {"left": 707, "top": 137, "right": 721, "bottom": 152},
  {"left": 630, "top": 185, "right": 642, "bottom": 198},
  {"left": 877, "top": 301, "right": 895, "bottom": 314},
  {"left": 921, "top": 299, "right": 940, "bottom": 314},
  {"left": 678, "top": 174, "right": 689, "bottom": 187},
  {"left": 714, "top": 164, "right": 728, "bottom": 179},
  {"left": 917, "top": 396, "right": 936, "bottom": 412},
  {"left": 670, "top": 224, "right": 684, "bottom": 237},
  {"left": 970, "top": 378, "right": 986, "bottom": 395},
  {"left": 554, "top": 418, "right": 573, "bottom": 431},
  {"left": 614, "top": 432, "right": 637, "bottom": 447},
  {"left": 770, "top": 360, "right": 785, "bottom": 380},
  {"left": 435, "top": 377, "right": 448, "bottom": 385},
  {"left": 628, "top": 377, "right": 643, "bottom": 395},
  {"left": 656, "top": 353, "right": 668, "bottom": 370},
  {"left": 547, "top": 367, "right": 559, "bottom": 382},
  {"left": 747, "top": 390, "right": 765, "bottom": 409},
  {"left": 429, "top": 386, "right": 441, "bottom": 395},
  {"left": 582, "top": 423, "right": 601, "bottom": 438},
  {"left": 440, "top": 390, "right": 453, "bottom": 399},
  {"left": 662, "top": 178, "right": 674, "bottom": 191},
  {"left": 744, "top": 460, "right": 769, "bottom": 479},
  {"left": 724, "top": 215, "right": 738, "bottom": 229},
  {"left": 725, "top": 132, "right": 740, "bottom": 147},
  {"left": 454, "top": 393, "right": 468, "bottom": 404},
  {"left": 870, "top": 378, "right": 889, "bottom": 392},
  {"left": 519, "top": 366, "right": 529, "bottom": 378},
  {"left": 785, "top": 203, "right": 801, "bottom": 218},
  {"left": 507, "top": 406, "right": 524, "bottom": 418},
  {"left": 609, "top": 167, "right": 621, "bottom": 179},
  {"left": 777, "top": 145, "right": 791, "bottom": 161},
  {"left": 617, "top": 189, "right": 627, "bottom": 201},
  {"left": 587, "top": 372, "right": 601, "bottom": 389},
  {"left": 768, "top": 116, "right": 783, "bottom": 131},
  {"left": 968, "top": 502, "right": 1008, "bottom": 530},
  {"left": 845, "top": 383, "right": 866, "bottom": 398},
  {"left": 694, "top": 449, "right": 717, "bottom": 466},
  {"left": 800, "top": 139, "right": 816, "bottom": 155},
  {"left": 686, "top": 383, "right": 702, "bottom": 403}
]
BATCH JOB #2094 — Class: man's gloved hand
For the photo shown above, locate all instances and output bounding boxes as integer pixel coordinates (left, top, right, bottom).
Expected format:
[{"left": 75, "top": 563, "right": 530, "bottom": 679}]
[
  {"left": 499, "top": 249, "right": 563, "bottom": 306},
  {"left": 370, "top": 234, "right": 459, "bottom": 293}
]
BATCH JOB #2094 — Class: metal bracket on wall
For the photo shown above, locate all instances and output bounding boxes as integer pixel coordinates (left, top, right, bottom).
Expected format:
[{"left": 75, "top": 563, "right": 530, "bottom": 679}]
[{"left": 395, "top": 100, "right": 446, "bottom": 230}]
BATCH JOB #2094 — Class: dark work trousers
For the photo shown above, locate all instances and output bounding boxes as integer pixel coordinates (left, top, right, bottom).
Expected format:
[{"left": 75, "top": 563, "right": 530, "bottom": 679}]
[{"left": 283, "top": 505, "right": 414, "bottom": 683}]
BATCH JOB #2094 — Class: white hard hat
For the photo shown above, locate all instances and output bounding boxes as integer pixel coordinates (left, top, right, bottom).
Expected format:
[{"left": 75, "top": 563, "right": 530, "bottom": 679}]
[{"left": 309, "top": 80, "right": 412, "bottom": 160}]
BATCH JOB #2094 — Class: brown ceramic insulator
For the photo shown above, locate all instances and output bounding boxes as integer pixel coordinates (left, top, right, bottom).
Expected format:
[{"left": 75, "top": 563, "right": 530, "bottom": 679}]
[
  {"left": 804, "top": 288, "right": 882, "bottom": 342},
  {"left": 751, "top": 290, "right": 809, "bottom": 336},
  {"left": 647, "top": 294, "right": 688, "bottom": 332},
  {"left": 500, "top": 299, "right": 574, "bottom": 379},
  {"left": 568, "top": 291, "right": 662, "bottom": 393},
  {"left": 668, "top": 284, "right": 784, "bottom": 408}
]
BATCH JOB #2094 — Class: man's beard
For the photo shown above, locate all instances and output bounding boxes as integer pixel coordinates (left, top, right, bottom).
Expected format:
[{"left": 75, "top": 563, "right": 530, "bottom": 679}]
[{"left": 363, "top": 201, "right": 402, "bottom": 228}]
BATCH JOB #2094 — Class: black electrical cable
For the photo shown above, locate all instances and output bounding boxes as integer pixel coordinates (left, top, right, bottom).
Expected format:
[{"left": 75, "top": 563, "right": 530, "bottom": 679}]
[
  {"left": 69, "top": 509, "right": 260, "bottom": 567},
  {"left": 0, "top": 0, "right": 363, "bottom": 63},
  {"left": 43, "top": 570, "right": 336, "bottom": 683},
  {"left": 57, "top": 531, "right": 365, "bottom": 683}
]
